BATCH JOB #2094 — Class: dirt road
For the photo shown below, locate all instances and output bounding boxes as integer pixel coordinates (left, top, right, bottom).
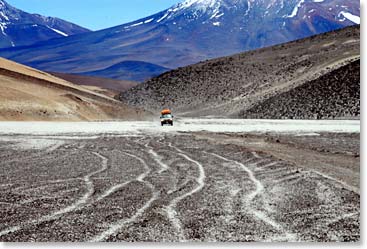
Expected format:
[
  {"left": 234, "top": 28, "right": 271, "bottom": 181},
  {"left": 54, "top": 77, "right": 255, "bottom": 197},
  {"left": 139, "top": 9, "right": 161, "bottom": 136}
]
[{"left": 0, "top": 121, "right": 360, "bottom": 242}]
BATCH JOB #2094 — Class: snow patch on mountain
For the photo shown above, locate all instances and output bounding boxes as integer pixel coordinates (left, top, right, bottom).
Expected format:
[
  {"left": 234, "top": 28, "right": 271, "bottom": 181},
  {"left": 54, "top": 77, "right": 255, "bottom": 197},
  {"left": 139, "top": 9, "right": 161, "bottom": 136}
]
[
  {"left": 287, "top": 0, "right": 305, "bottom": 18},
  {"left": 210, "top": 9, "right": 223, "bottom": 19},
  {"left": 130, "top": 22, "right": 144, "bottom": 27},
  {"left": 144, "top": 18, "right": 154, "bottom": 24},
  {"left": 48, "top": 26, "right": 69, "bottom": 37},
  {"left": 179, "top": 0, "right": 218, "bottom": 10},
  {"left": 0, "top": 22, "right": 7, "bottom": 34},
  {"left": 0, "top": 11, "right": 8, "bottom": 21},
  {"left": 339, "top": 11, "right": 360, "bottom": 24},
  {"left": 157, "top": 12, "right": 171, "bottom": 22},
  {"left": 157, "top": 0, "right": 222, "bottom": 23},
  {"left": 244, "top": 0, "right": 252, "bottom": 16}
]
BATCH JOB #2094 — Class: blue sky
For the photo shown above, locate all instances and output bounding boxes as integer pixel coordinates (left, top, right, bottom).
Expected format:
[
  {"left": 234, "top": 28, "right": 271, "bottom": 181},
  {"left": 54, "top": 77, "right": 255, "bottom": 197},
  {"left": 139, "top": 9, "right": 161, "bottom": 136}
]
[{"left": 7, "top": 0, "right": 182, "bottom": 31}]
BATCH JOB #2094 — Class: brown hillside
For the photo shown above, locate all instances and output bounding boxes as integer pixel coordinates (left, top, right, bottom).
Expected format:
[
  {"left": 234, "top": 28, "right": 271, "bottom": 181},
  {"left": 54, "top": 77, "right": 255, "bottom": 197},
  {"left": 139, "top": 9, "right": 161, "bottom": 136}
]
[{"left": 0, "top": 57, "right": 150, "bottom": 121}]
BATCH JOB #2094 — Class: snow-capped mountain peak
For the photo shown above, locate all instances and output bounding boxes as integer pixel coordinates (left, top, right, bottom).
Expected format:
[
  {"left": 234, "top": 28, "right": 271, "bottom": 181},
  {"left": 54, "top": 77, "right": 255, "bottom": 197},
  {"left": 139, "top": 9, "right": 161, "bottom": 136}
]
[
  {"left": 0, "top": 0, "right": 90, "bottom": 48},
  {"left": 178, "top": 0, "right": 219, "bottom": 9},
  {"left": 154, "top": 0, "right": 226, "bottom": 23},
  {"left": 124, "top": 0, "right": 360, "bottom": 28}
]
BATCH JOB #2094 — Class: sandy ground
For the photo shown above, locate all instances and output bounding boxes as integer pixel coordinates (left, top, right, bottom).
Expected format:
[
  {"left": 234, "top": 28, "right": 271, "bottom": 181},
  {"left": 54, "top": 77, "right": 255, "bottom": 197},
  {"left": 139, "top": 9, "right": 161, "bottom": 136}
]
[{"left": 0, "top": 119, "right": 360, "bottom": 242}]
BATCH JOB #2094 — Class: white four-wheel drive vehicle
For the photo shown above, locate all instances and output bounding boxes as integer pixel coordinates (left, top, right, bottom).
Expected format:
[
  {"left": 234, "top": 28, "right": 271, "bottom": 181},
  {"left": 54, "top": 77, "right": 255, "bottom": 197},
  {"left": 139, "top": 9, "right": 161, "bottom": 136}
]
[{"left": 161, "top": 109, "right": 174, "bottom": 126}]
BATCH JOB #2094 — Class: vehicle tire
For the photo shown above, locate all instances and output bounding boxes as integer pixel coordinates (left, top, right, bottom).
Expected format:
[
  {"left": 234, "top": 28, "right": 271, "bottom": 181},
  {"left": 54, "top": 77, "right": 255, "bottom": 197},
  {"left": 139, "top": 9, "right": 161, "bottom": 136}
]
[{"left": 161, "top": 123, "right": 164, "bottom": 126}]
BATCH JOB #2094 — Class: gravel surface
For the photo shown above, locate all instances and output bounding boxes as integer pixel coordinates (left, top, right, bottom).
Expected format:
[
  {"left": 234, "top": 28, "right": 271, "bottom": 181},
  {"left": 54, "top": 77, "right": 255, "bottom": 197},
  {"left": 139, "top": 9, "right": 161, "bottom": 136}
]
[
  {"left": 242, "top": 60, "right": 360, "bottom": 119},
  {"left": 0, "top": 129, "right": 360, "bottom": 242}
]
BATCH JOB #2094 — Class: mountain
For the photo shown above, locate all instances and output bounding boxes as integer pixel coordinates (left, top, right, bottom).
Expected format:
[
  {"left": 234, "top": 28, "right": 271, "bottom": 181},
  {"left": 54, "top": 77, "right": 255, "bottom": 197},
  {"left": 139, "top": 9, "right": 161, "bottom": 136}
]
[
  {"left": 121, "top": 25, "right": 360, "bottom": 119},
  {"left": 0, "top": 57, "right": 150, "bottom": 121},
  {"left": 80, "top": 61, "right": 170, "bottom": 82},
  {"left": 0, "top": 0, "right": 90, "bottom": 48},
  {"left": 0, "top": 0, "right": 360, "bottom": 81}
]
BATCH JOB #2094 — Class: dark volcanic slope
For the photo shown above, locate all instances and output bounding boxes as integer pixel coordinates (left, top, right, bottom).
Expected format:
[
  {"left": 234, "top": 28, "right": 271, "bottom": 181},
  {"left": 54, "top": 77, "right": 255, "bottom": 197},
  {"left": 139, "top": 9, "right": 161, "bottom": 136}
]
[
  {"left": 241, "top": 60, "right": 360, "bottom": 119},
  {"left": 121, "top": 26, "right": 360, "bottom": 118}
]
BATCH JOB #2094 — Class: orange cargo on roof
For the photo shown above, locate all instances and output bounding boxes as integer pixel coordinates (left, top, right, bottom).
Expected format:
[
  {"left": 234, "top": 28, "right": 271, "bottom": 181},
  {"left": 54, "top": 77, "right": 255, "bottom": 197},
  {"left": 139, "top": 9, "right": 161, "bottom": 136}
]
[{"left": 161, "top": 109, "right": 171, "bottom": 115}]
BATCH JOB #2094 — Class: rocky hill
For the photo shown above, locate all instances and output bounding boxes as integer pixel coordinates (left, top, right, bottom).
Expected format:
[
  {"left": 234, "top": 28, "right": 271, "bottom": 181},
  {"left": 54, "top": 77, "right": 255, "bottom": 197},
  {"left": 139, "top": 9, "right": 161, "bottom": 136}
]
[
  {"left": 241, "top": 60, "right": 360, "bottom": 119},
  {"left": 121, "top": 25, "right": 360, "bottom": 119}
]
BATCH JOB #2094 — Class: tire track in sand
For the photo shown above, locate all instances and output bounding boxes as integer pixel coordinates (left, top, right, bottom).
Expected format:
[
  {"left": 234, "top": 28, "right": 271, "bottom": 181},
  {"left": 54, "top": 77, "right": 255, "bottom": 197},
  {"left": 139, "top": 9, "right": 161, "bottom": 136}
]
[
  {"left": 164, "top": 143, "right": 206, "bottom": 242},
  {"left": 208, "top": 152, "right": 298, "bottom": 242},
  {"left": 90, "top": 151, "right": 159, "bottom": 242},
  {"left": 144, "top": 140, "right": 169, "bottom": 174},
  {"left": 0, "top": 152, "right": 108, "bottom": 238},
  {"left": 208, "top": 153, "right": 263, "bottom": 204},
  {"left": 95, "top": 150, "right": 155, "bottom": 201}
]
